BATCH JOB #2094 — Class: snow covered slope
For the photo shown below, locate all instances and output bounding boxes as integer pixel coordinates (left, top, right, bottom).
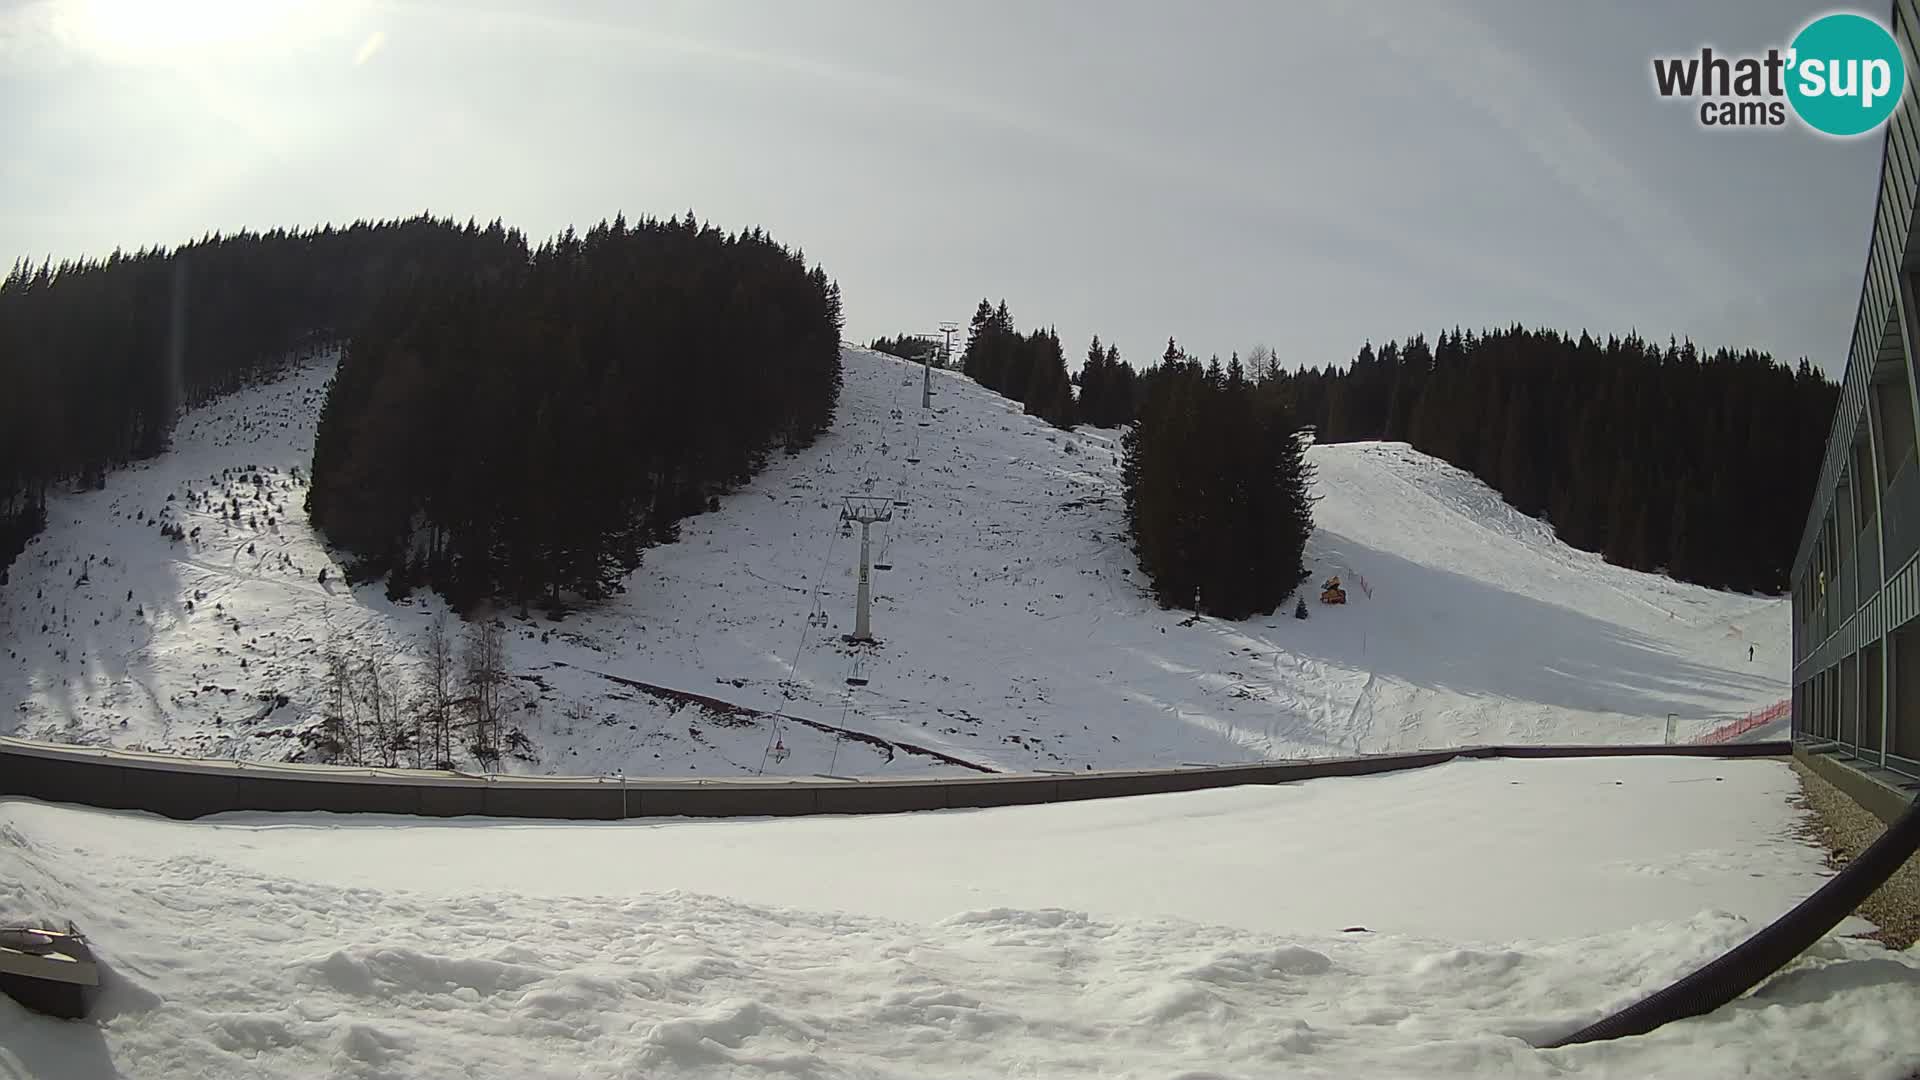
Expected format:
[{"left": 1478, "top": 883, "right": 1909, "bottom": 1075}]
[
  {"left": 0, "top": 347, "right": 1788, "bottom": 775},
  {"left": 2, "top": 756, "right": 1912, "bottom": 1079}
]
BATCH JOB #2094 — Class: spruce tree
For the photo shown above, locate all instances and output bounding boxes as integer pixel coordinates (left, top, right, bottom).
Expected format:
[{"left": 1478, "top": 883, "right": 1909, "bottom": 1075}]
[{"left": 1081, "top": 334, "right": 1108, "bottom": 423}]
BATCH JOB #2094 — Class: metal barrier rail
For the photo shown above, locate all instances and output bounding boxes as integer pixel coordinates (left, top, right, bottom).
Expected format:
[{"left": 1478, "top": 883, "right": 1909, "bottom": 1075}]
[{"left": 0, "top": 735, "right": 1789, "bottom": 822}]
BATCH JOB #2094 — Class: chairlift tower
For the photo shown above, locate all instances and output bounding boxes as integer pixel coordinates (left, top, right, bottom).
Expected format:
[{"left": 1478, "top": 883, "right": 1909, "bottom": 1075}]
[
  {"left": 842, "top": 495, "right": 894, "bottom": 642},
  {"left": 930, "top": 321, "right": 960, "bottom": 410}
]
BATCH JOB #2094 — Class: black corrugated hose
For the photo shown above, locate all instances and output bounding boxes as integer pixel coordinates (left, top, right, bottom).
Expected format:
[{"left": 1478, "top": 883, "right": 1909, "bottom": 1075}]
[{"left": 1545, "top": 791, "right": 1920, "bottom": 1047}]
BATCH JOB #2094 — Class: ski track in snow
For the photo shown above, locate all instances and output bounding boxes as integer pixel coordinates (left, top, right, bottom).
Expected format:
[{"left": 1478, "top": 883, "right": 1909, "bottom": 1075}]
[{"left": 0, "top": 348, "right": 1789, "bottom": 776}]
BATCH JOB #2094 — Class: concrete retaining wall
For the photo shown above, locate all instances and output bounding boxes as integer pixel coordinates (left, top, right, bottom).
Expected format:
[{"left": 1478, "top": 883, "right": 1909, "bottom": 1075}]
[{"left": 0, "top": 735, "right": 1790, "bottom": 822}]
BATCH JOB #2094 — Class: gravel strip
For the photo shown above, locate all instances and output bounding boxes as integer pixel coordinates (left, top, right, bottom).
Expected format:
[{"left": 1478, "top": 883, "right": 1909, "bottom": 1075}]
[{"left": 1788, "top": 759, "right": 1920, "bottom": 950}]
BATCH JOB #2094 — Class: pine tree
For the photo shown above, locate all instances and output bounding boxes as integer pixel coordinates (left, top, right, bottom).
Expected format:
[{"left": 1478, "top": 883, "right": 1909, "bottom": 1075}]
[
  {"left": 1123, "top": 348, "right": 1313, "bottom": 619},
  {"left": 1107, "top": 345, "right": 1137, "bottom": 424},
  {"left": 1080, "top": 334, "right": 1108, "bottom": 424},
  {"left": 962, "top": 299, "right": 996, "bottom": 383}
]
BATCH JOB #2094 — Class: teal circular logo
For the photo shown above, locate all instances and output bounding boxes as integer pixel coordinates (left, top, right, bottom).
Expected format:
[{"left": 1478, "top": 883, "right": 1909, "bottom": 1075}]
[{"left": 1787, "top": 13, "right": 1907, "bottom": 136}]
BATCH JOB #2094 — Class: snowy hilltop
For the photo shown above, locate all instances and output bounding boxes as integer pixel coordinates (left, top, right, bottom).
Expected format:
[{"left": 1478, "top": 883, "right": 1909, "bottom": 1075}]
[{"left": 0, "top": 347, "right": 1787, "bottom": 776}]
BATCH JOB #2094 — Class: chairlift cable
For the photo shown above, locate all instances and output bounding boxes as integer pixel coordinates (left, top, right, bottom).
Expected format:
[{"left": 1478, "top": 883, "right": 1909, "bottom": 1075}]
[{"left": 756, "top": 507, "right": 846, "bottom": 774}]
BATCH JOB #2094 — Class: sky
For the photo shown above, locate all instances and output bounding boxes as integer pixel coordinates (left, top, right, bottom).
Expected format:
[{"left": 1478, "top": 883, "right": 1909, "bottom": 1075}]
[{"left": 0, "top": 0, "right": 1889, "bottom": 375}]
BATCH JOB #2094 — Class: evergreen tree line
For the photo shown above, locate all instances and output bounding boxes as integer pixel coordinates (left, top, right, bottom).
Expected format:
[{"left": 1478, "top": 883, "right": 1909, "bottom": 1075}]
[
  {"left": 307, "top": 213, "right": 844, "bottom": 612},
  {"left": 1269, "top": 326, "right": 1839, "bottom": 592},
  {"left": 0, "top": 216, "right": 529, "bottom": 581},
  {"left": 959, "top": 299, "right": 1075, "bottom": 429},
  {"left": 955, "top": 297, "right": 1314, "bottom": 619},
  {"left": 1123, "top": 343, "right": 1315, "bottom": 618},
  {"left": 868, "top": 333, "right": 946, "bottom": 366},
  {"left": 1075, "top": 333, "right": 1141, "bottom": 428}
]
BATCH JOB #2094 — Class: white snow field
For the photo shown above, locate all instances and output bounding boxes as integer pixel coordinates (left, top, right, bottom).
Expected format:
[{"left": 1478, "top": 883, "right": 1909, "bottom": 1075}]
[
  {"left": 2, "top": 755, "right": 1915, "bottom": 1079},
  {"left": 0, "top": 346, "right": 1788, "bottom": 776}
]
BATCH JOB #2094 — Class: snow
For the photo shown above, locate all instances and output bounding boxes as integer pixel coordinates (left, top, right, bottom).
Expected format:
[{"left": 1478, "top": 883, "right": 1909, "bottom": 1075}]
[
  {"left": 2, "top": 755, "right": 1915, "bottom": 1078},
  {"left": 0, "top": 347, "right": 1788, "bottom": 776}
]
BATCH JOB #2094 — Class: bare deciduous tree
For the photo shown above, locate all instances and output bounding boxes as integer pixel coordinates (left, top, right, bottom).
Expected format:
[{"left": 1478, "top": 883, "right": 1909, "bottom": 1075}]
[
  {"left": 358, "top": 652, "right": 401, "bottom": 768},
  {"left": 560, "top": 697, "right": 594, "bottom": 737},
  {"left": 321, "top": 633, "right": 360, "bottom": 765},
  {"left": 417, "top": 614, "right": 456, "bottom": 769},
  {"left": 460, "top": 617, "right": 508, "bottom": 770},
  {"left": 1245, "top": 344, "right": 1279, "bottom": 381}
]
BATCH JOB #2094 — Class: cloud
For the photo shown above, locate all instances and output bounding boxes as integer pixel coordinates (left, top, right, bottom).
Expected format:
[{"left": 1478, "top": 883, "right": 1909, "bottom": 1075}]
[
  {"left": 354, "top": 28, "right": 384, "bottom": 65},
  {"left": 377, "top": 0, "right": 1612, "bottom": 315},
  {"left": 1328, "top": 0, "right": 1739, "bottom": 297},
  {"left": 0, "top": 1, "right": 63, "bottom": 70}
]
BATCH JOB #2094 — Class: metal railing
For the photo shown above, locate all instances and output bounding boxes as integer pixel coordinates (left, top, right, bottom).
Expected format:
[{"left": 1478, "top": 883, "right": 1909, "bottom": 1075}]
[
  {"left": 1859, "top": 516, "right": 1883, "bottom": 592},
  {"left": 1883, "top": 456, "right": 1920, "bottom": 580}
]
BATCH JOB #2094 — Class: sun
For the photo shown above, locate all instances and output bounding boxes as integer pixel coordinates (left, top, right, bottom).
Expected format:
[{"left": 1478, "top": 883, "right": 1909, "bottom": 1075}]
[{"left": 53, "top": 0, "right": 314, "bottom": 61}]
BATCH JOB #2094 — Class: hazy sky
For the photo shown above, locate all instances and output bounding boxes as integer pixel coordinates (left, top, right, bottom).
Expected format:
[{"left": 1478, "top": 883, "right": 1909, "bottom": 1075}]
[{"left": 0, "top": 0, "right": 1888, "bottom": 374}]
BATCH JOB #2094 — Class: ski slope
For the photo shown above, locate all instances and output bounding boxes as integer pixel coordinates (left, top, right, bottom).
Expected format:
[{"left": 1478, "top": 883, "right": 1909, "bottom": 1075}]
[
  {"left": 3, "top": 755, "right": 1913, "bottom": 1079},
  {"left": 0, "top": 347, "right": 1788, "bottom": 776}
]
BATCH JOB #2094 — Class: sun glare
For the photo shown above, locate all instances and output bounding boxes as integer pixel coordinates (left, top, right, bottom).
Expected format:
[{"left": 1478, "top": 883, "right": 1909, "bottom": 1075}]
[{"left": 54, "top": 0, "right": 319, "bottom": 61}]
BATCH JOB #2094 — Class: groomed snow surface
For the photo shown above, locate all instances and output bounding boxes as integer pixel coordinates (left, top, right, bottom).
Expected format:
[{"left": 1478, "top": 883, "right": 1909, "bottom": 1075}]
[
  {"left": 0, "top": 348, "right": 1788, "bottom": 777},
  {"left": 3, "top": 756, "right": 1917, "bottom": 1079}
]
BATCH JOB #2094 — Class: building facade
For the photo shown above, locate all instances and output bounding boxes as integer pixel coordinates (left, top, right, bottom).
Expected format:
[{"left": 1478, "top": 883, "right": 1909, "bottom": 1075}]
[{"left": 1791, "top": 0, "right": 1920, "bottom": 783}]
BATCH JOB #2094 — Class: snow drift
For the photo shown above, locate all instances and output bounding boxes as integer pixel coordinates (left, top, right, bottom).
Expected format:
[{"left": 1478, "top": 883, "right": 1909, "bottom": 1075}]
[{"left": 0, "top": 756, "right": 1913, "bottom": 1079}]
